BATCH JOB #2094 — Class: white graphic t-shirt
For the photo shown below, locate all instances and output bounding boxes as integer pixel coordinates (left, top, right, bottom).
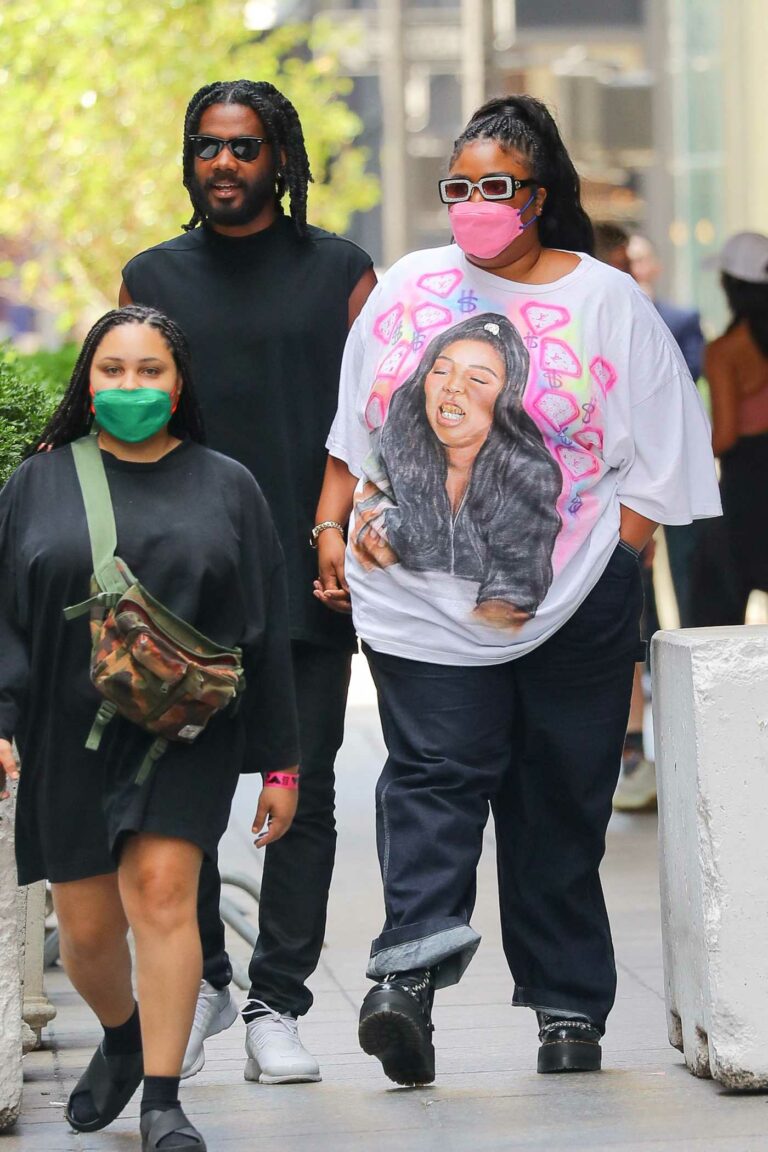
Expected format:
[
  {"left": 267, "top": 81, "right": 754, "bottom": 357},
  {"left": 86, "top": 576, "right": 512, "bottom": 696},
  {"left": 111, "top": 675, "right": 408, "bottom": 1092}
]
[{"left": 327, "top": 247, "right": 721, "bottom": 665}]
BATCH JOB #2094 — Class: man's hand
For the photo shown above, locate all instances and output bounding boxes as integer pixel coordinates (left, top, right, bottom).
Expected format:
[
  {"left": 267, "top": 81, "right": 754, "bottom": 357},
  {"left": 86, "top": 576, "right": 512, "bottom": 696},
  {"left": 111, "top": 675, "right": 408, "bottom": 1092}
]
[
  {"left": 313, "top": 529, "right": 352, "bottom": 614},
  {"left": 251, "top": 778, "right": 299, "bottom": 847},
  {"left": 0, "top": 739, "right": 19, "bottom": 801}
]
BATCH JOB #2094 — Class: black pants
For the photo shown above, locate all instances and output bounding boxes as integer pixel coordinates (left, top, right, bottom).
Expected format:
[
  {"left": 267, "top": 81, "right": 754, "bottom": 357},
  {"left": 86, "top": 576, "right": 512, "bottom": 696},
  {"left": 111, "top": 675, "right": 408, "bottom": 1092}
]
[
  {"left": 364, "top": 543, "right": 644, "bottom": 1032},
  {"left": 198, "top": 640, "right": 352, "bottom": 1016}
]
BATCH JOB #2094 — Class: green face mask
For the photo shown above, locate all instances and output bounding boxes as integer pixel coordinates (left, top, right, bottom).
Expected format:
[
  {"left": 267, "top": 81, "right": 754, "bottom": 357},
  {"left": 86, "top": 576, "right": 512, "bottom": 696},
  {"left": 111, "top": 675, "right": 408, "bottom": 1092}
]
[{"left": 92, "top": 388, "right": 173, "bottom": 443}]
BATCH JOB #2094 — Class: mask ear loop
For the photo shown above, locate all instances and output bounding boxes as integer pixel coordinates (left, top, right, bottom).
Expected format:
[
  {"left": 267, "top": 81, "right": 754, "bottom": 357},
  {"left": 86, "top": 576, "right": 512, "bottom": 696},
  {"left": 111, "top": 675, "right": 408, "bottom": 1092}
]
[{"left": 518, "top": 191, "right": 539, "bottom": 231}]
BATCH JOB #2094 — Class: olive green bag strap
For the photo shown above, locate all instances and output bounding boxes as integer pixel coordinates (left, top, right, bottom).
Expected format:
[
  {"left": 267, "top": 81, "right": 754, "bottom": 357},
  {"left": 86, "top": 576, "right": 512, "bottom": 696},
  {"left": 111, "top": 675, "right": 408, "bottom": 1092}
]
[
  {"left": 66, "top": 433, "right": 131, "bottom": 604},
  {"left": 63, "top": 434, "right": 167, "bottom": 774}
]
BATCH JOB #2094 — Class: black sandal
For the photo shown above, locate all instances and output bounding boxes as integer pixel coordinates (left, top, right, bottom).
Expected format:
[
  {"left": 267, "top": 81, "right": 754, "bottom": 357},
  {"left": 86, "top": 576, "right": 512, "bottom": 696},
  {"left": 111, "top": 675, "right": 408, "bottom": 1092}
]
[
  {"left": 140, "top": 1106, "right": 207, "bottom": 1151},
  {"left": 65, "top": 1042, "right": 143, "bottom": 1132}
]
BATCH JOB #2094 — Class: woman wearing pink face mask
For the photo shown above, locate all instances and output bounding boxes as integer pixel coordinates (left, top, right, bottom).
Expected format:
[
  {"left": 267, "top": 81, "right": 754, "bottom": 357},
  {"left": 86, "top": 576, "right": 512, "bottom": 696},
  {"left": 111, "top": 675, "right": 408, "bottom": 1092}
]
[{"left": 314, "top": 95, "right": 720, "bottom": 1087}]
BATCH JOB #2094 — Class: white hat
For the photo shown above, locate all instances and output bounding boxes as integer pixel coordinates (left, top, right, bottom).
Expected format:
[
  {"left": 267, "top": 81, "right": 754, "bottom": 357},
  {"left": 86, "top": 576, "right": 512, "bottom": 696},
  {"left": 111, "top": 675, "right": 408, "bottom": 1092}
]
[{"left": 709, "top": 231, "right": 768, "bottom": 284}]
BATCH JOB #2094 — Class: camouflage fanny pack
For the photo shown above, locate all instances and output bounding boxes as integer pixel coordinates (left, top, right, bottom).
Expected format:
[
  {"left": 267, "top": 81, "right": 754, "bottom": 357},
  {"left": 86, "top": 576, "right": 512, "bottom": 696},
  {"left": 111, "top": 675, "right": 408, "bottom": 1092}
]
[{"left": 64, "top": 434, "right": 245, "bottom": 783}]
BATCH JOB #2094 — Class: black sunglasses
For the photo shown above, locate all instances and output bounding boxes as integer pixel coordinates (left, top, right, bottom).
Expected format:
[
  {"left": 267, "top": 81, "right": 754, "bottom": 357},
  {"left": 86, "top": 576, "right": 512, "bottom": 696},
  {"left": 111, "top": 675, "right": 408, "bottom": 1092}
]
[
  {"left": 188, "top": 135, "right": 267, "bottom": 162},
  {"left": 438, "top": 176, "right": 537, "bottom": 204}
]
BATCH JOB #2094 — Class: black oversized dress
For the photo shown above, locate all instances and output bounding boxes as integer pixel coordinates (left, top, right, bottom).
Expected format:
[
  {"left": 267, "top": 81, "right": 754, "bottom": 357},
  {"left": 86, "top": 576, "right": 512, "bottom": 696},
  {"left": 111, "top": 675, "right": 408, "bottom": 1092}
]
[{"left": 0, "top": 439, "right": 299, "bottom": 885}]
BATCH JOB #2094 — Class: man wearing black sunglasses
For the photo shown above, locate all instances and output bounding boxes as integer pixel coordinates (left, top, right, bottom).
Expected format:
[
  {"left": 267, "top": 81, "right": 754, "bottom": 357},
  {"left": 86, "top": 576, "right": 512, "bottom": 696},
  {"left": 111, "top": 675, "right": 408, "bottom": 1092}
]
[{"left": 120, "top": 79, "right": 376, "bottom": 1093}]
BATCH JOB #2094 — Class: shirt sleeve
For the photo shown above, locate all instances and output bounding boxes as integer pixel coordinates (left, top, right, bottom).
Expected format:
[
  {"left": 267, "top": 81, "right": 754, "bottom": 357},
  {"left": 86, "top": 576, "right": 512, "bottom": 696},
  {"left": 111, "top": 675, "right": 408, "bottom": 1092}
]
[
  {"left": 0, "top": 474, "right": 30, "bottom": 741},
  {"left": 243, "top": 544, "right": 301, "bottom": 775},
  {"left": 345, "top": 241, "right": 374, "bottom": 295},
  {"left": 234, "top": 477, "right": 300, "bottom": 774},
  {"left": 326, "top": 288, "right": 381, "bottom": 477},
  {"left": 602, "top": 288, "right": 722, "bottom": 524}
]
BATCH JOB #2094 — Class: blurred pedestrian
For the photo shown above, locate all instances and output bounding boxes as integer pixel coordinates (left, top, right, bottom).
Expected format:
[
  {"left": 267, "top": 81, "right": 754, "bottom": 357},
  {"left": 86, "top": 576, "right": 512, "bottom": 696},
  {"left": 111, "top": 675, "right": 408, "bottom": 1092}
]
[
  {"left": 628, "top": 233, "right": 706, "bottom": 630},
  {"left": 120, "top": 79, "right": 376, "bottom": 1085},
  {"left": 593, "top": 222, "right": 658, "bottom": 812},
  {"left": 315, "top": 97, "right": 720, "bottom": 1086},
  {"left": 699, "top": 231, "right": 768, "bottom": 617},
  {"left": 0, "top": 307, "right": 298, "bottom": 1151}
]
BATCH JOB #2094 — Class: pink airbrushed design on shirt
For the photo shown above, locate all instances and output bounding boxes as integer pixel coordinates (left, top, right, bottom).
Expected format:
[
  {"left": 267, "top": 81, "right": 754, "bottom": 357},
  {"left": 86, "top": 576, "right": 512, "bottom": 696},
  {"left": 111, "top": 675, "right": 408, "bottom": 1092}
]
[
  {"left": 521, "top": 302, "right": 571, "bottom": 336},
  {"left": 417, "top": 269, "right": 463, "bottom": 298},
  {"left": 540, "top": 338, "right": 582, "bottom": 378},
  {"left": 532, "top": 390, "right": 581, "bottom": 432},
  {"left": 373, "top": 304, "right": 404, "bottom": 345},
  {"left": 556, "top": 444, "right": 601, "bottom": 480},
  {"left": 413, "top": 303, "right": 453, "bottom": 331},
  {"left": 573, "top": 427, "right": 604, "bottom": 452},
  {"left": 365, "top": 341, "right": 415, "bottom": 429},
  {"left": 590, "top": 356, "right": 618, "bottom": 395},
  {"left": 377, "top": 341, "right": 411, "bottom": 378}
]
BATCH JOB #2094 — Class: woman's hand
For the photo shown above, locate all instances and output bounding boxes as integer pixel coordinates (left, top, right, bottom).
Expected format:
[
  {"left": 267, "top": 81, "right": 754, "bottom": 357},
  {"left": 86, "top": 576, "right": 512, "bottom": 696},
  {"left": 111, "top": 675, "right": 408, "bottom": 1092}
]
[
  {"left": 0, "top": 739, "right": 19, "bottom": 801},
  {"left": 313, "top": 529, "right": 352, "bottom": 614},
  {"left": 251, "top": 778, "right": 299, "bottom": 848}
]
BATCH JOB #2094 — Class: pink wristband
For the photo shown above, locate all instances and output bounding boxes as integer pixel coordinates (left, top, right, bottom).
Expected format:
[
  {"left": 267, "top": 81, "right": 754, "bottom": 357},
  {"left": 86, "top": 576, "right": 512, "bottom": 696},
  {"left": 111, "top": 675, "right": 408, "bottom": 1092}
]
[{"left": 264, "top": 771, "right": 299, "bottom": 790}]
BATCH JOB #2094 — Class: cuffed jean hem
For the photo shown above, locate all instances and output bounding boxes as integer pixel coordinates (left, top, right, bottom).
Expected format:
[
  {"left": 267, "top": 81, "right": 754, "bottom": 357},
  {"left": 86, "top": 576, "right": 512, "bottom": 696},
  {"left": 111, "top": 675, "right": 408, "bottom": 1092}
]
[
  {"left": 512, "top": 984, "right": 609, "bottom": 1034},
  {"left": 367, "top": 919, "right": 481, "bottom": 990}
]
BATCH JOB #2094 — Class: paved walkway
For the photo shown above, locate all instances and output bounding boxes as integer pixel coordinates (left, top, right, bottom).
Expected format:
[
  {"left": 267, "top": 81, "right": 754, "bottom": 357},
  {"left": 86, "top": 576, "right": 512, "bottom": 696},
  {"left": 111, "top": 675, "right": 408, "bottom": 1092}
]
[{"left": 9, "top": 658, "right": 768, "bottom": 1150}]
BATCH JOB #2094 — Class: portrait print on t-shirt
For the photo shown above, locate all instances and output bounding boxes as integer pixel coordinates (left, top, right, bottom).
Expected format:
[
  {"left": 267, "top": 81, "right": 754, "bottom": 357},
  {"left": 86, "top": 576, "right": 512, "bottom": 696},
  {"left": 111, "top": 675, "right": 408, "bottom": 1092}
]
[
  {"left": 351, "top": 314, "right": 562, "bottom": 631},
  {"left": 329, "top": 247, "right": 720, "bottom": 662}
]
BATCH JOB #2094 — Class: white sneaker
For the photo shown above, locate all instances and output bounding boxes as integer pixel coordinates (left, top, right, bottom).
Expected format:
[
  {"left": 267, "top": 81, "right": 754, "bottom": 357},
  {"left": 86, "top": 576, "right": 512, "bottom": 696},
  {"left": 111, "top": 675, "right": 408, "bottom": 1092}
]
[
  {"left": 613, "top": 753, "right": 657, "bottom": 812},
  {"left": 243, "top": 999, "right": 321, "bottom": 1084},
  {"left": 181, "top": 980, "right": 239, "bottom": 1079}
]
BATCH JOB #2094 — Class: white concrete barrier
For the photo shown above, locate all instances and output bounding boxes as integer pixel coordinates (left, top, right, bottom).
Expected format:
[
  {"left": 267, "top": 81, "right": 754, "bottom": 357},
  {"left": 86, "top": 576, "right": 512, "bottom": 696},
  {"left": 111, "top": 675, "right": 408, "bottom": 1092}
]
[
  {"left": 0, "top": 790, "right": 22, "bottom": 1130},
  {"left": 652, "top": 626, "right": 768, "bottom": 1089}
]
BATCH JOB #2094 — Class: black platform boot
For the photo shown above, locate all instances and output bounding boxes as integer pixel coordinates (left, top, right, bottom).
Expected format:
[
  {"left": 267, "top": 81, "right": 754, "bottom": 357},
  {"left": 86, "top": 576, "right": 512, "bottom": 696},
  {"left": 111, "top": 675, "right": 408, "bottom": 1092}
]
[
  {"left": 536, "top": 1013, "right": 602, "bottom": 1073},
  {"left": 359, "top": 969, "right": 435, "bottom": 1086}
]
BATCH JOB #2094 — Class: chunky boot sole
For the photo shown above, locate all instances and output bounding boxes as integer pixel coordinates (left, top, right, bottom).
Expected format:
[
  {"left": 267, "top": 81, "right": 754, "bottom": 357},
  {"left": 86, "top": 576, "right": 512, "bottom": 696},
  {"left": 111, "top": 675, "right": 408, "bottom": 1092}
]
[
  {"left": 537, "top": 1038, "right": 602, "bottom": 1074},
  {"left": 358, "top": 992, "right": 435, "bottom": 1086}
]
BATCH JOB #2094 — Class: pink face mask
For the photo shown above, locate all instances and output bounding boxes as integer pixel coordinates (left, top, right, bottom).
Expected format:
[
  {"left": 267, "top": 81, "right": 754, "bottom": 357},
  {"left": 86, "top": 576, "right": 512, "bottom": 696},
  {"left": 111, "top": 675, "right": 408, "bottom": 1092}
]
[{"left": 449, "top": 194, "right": 536, "bottom": 259}]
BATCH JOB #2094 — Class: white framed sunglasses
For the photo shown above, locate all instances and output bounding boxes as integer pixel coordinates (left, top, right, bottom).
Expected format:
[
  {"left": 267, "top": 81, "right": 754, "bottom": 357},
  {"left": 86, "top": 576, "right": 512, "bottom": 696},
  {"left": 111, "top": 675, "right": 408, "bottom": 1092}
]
[{"left": 438, "top": 176, "right": 537, "bottom": 204}]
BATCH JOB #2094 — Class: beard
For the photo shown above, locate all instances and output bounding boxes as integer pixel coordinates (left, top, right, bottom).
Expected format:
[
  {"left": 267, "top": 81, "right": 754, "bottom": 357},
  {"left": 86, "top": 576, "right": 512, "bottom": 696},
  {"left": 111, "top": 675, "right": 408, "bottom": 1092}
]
[{"left": 189, "top": 168, "right": 277, "bottom": 227}]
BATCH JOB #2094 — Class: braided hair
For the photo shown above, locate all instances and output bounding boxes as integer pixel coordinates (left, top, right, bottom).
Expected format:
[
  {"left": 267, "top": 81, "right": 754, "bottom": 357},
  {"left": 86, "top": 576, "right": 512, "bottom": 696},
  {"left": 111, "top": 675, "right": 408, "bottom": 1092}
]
[
  {"left": 451, "top": 95, "right": 594, "bottom": 255},
  {"left": 182, "top": 79, "right": 313, "bottom": 237},
  {"left": 35, "top": 306, "right": 206, "bottom": 451}
]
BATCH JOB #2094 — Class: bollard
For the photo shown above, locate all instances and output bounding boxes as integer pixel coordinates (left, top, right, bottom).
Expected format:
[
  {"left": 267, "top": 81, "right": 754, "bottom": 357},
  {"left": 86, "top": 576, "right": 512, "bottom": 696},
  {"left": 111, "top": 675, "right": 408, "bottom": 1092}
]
[
  {"left": 652, "top": 626, "right": 768, "bottom": 1089},
  {"left": 0, "top": 790, "right": 22, "bottom": 1130},
  {"left": 18, "top": 880, "right": 56, "bottom": 1049}
]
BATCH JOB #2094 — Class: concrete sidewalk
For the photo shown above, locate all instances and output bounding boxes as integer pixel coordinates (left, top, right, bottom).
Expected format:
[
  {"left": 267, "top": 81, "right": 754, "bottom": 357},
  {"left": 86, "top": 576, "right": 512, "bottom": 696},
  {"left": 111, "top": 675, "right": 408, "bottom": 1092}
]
[{"left": 8, "top": 658, "right": 768, "bottom": 1151}]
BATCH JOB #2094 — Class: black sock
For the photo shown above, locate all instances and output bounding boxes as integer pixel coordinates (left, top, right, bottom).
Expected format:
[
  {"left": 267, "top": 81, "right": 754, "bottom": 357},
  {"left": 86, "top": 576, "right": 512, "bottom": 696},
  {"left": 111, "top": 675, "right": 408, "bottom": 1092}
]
[
  {"left": 141, "top": 1077, "right": 200, "bottom": 1148},
  {"left": 140, "top": 1075, "right": 180, "bottom": 1115},
  {"left": 241, "top": 1001, "right": 281, "bottom": 1023},
  {"left": 68, "top": 1007, "right": 142, "bottom": 1127},
  {"left": 103, "top": 1004, "right": 142, "bottom": 1057},
  {"left": 623, "top": 730, "right": 643, "bottom": 756}
]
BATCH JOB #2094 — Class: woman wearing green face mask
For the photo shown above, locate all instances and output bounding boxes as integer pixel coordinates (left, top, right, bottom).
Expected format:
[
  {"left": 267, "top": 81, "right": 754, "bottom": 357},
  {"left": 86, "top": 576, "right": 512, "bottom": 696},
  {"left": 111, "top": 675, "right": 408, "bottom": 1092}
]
[{"left": 0, "top": 306, "right": 299, "bottom": 1152}]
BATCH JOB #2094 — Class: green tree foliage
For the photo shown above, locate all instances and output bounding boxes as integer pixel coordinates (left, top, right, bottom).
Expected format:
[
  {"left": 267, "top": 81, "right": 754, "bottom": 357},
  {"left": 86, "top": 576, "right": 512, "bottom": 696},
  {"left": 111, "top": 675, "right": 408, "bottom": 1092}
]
[
  {"left": 0, "top": 1, "right": 378, "bottom": 327},
  {"left": 0, "top": 351, "right": 61, "bottom": 485}
]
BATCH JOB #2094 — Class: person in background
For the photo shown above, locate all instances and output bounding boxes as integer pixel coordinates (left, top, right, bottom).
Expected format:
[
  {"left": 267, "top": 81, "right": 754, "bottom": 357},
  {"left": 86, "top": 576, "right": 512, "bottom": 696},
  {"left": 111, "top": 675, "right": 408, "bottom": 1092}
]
[
  {"left": 592, "top": 222, "right": 658, "bottom": 812},
  {"left": 316, "top": 99, "right": 719, "bottom": 1087},
  {"left": 0, "top": 306, "right": 298, "bottom": 1152},
  {"left": 700, "top": 231, "right": 768, "bottom": 617},
  {"left": 628, "top": 233, "right": 706, "bottom": 632}
]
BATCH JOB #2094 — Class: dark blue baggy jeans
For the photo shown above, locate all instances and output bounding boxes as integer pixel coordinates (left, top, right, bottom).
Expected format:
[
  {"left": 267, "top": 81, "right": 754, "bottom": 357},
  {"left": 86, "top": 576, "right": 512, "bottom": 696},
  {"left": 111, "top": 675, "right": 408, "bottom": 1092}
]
[{"left": 364, "top": 542, "right": 645, "bottom": 1031}]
